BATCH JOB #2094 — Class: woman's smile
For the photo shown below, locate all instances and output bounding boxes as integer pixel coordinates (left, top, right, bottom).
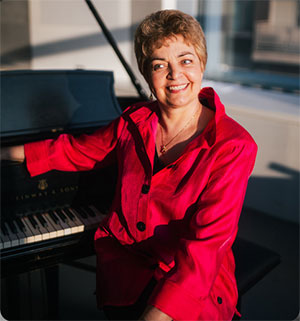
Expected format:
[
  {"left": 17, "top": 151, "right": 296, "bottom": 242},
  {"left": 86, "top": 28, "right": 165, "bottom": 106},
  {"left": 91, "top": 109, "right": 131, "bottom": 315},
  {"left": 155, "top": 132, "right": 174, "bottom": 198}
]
[{"left": 167, "top": 83, "right": 189, "bottom": 92}]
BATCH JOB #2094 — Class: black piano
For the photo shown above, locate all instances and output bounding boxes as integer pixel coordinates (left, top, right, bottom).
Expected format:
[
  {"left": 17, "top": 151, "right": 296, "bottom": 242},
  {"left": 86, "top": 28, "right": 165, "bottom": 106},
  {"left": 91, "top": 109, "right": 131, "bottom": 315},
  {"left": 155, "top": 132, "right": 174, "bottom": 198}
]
[
  {"left": 0, "top": 69, "right": 133, "bottom": 319},
  {"left": 1, "top": 2, "right": 280, "bottom": 320},
  {"left": 1, "top": 69, "right": 125, "bottom": 276}
]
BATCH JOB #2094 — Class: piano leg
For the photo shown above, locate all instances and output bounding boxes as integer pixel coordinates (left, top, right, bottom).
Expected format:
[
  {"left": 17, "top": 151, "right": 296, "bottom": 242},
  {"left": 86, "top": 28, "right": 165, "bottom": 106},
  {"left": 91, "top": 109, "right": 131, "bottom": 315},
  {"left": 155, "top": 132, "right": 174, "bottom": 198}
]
[{"left": 44, "top": 265, "right": 60, "bottom": 319}]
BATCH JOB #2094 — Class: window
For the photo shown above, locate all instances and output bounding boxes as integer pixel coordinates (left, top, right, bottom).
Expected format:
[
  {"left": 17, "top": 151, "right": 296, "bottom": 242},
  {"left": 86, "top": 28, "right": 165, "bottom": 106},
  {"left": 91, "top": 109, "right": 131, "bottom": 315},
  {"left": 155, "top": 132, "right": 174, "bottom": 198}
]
[{"left": 199, "top": 0, "right": 299, "bottom": 93}]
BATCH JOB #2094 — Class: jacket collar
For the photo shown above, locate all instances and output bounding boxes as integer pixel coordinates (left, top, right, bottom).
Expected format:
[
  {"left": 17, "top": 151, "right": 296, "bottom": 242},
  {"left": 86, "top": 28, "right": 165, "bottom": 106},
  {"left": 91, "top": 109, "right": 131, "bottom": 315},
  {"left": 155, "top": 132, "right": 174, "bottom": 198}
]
[
  {"left": 123, "top": 101, "right": 159, "bottom": 175},
  {"left": 199, "top": 87, "right": 225, "bottom": 124},
  {"left": 123, "top": 87, "right": 225, "bottom": 167}
]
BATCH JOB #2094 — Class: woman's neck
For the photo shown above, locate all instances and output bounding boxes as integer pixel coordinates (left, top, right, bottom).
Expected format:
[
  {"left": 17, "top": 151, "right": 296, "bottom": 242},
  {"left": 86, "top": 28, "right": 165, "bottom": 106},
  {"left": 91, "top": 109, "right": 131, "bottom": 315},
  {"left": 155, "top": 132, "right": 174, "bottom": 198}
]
[
  {"left": 158, "top": 101, "right": 202, "bottom": 134},
  {"left": 155, "top": 100, "right": 215, "bottom": 164}
]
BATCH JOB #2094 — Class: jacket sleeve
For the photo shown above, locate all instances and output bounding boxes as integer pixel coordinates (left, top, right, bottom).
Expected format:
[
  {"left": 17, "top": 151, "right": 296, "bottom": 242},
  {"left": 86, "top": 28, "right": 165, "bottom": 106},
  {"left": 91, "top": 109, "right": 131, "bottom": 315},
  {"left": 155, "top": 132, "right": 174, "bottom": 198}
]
[
  {"left": 24, "top": 116, "right": 125, "bottom": 177},
  {"left": 148, "top": 139, "right": 258, "bottom": 320}
]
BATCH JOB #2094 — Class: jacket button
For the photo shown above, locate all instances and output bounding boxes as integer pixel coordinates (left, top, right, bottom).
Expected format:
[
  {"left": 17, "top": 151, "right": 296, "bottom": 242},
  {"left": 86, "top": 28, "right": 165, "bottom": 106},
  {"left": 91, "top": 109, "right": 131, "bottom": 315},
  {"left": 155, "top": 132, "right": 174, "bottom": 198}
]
[
  {"left": 141, "top": 184, "right": 150, "bottom": 194},
  {"left": 137, "top": 221, "right": 146, "bottom": 231},
  {"left": 217, "top": 296, "right": 222, "bottom": 304}
]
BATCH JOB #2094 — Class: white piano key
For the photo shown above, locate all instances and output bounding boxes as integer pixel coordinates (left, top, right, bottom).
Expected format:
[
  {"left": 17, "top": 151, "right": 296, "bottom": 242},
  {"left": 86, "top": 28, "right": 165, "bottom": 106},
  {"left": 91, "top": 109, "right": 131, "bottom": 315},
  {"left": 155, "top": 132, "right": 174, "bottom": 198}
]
[
  {"left": 57, "top": 209, "right": 79, "bottom": 234},
  {"left": 52, "top": 211, "right": 71, "bottom": 235},
  {"left": 1, "top": 228, "right": 12, "bottom": 248},
  {"left": 17, "top": 217, "right": 35, "bottom": 244},
  {"left": 32, "top": 214, "right": 50, "bottom": 240},
  {"left": 22, "top": 216, "right": 42, "bottom": 242},
  {"left": 47, "top": 212, "right": 65, "bottom": 237},
  {"left": 4, "top": 222, "right": 19, "bottom": 247},
  {"left": 41, "top": 213, "right": 59, "bottom": 239},
  {"left": 61, "top": 209, "right": 84, "bottom": 233},
  {"left": 67, "top": 209, "right": 85, "bottom": 232},
  {"left": 69, "top": 207, "right": 93, "bottom": 228},
  {"left": 11, "top": 220, "right": 27, "bottom": 245}
]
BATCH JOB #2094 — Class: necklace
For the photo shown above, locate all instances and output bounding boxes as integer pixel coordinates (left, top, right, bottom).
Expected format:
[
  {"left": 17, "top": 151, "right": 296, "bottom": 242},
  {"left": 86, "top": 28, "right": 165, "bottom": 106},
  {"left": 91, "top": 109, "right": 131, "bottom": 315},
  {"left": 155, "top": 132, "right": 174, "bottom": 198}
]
[{"left": 159, "top": 108, "right": 199, "bottom": 154}]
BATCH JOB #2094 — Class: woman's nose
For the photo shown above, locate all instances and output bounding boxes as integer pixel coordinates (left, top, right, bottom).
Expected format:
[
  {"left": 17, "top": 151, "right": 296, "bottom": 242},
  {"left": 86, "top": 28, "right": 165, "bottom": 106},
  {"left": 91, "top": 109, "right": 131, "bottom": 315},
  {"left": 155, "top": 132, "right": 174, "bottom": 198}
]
[{"left": 167, "top": 64, "right": 182, "bottom": 80}]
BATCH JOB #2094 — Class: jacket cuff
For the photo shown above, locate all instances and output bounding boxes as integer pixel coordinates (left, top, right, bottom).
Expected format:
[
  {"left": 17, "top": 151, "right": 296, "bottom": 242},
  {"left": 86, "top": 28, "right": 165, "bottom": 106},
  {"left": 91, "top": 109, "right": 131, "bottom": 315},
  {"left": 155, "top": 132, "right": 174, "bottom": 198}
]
[
  {"left": 148, "top": 280, "right": 204, "bottom": 321},
  {"left": 24, "top": 140, "right": 51, "bottom": 176}
]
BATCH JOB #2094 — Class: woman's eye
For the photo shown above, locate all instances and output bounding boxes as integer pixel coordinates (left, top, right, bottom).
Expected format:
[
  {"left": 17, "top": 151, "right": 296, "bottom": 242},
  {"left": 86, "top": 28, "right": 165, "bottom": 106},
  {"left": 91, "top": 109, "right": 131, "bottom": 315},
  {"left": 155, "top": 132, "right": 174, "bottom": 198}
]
[
  {"left": 153, "top": 63, "right": 165, "bottom": 71},
  {"left": 182, "top": 59, "right": 192, "bottom": 65}
]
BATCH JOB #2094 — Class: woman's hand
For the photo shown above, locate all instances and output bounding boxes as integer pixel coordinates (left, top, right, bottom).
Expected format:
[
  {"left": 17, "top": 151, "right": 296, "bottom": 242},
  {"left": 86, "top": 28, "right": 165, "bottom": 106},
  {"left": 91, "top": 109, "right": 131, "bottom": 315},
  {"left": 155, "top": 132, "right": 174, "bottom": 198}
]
[
  {"left": 1, "top": 145, "right": 25, "bottom": 162},
  {"left": 139, "top": 305, "right": 173, "bottom": 321}
]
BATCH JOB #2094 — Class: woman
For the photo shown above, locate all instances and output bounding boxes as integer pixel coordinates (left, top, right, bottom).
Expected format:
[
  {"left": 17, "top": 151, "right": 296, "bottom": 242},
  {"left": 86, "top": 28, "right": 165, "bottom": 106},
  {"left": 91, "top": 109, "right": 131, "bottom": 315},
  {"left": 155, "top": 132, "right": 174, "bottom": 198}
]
[{"left": 3, "top": 10, "right": 257, "bottom": 321}]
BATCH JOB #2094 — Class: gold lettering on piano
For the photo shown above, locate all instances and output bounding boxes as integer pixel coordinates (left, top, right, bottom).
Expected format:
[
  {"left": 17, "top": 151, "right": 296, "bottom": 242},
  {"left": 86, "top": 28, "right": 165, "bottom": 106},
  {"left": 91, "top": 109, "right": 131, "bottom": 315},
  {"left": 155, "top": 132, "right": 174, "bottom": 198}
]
[
  {"left": 15, "top": 185, "right": 79, "bottom": 201},
  {"left": 38, "top": 179, "right": 48, "bottom": 191}
]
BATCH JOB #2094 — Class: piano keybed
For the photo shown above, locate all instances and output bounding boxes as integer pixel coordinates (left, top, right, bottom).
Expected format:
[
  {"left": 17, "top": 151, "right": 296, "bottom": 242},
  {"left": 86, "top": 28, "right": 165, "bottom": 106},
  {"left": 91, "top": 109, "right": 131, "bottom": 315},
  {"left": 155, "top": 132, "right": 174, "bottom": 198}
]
[{"left": 0, "top": 205, "right": 106, "bottom": 250}]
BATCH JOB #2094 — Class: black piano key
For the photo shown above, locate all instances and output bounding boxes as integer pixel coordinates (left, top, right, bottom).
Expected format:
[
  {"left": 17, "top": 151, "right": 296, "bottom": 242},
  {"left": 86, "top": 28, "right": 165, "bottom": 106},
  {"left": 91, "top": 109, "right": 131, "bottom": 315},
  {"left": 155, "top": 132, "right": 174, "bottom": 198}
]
[
  {"left": 7, "top": 220, "right": 17, "bottom": 234},
  {"left": 53, "top": 211, "right": 72, "bottom": 235},
  {"left": 4, "top": 222, "right": 19, "bottom": 247},
  {"left": 56, "top": 209, "right": 67, "bottom": 222},
  {"left": 84, "top": 206, "right": 96, "bottom": 217},
  {"left": 63, "top": 208, "right": 75, "bottom": 220},
  {"left": 74, "top": 207, "right": 88, "bottom": 219},
  {"left": 49, "top": 211, "right": 59, "bottom": 224},
  {"left": 1, "top": 223, "right": 9, "bottom": 236},
  {"left": 28, "top": 214, "right": 38, "bottom": 229},
  {"left": 15, "top": 217, "right": 26, "bottom": 232},
  {"left": 36, "top": 213, "right": 48, "bottom": 227}
]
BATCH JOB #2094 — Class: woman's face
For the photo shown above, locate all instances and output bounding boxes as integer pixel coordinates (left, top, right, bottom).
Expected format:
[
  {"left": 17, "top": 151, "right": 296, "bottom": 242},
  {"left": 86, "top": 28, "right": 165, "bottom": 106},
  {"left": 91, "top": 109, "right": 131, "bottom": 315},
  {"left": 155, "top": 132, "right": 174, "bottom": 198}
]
[{"left": 149, "top": 35, "right": 203, "bottom": 111}]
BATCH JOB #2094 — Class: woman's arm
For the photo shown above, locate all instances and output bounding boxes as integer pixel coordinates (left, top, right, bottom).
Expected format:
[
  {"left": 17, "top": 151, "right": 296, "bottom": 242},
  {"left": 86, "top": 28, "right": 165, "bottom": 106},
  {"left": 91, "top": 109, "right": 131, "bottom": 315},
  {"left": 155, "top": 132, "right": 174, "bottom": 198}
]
[
  {"left": 1, "top": 145, "right": 25, "bottom": 162},
  {"left": 22, "top": 116, "right": 125, "bottom": 177}
]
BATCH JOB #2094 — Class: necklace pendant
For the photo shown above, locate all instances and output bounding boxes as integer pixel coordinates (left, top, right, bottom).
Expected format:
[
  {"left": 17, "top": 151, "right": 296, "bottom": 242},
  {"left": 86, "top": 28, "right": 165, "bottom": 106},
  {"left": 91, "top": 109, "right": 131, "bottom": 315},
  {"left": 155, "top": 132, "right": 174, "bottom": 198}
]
[{"left": 160, "top": 145, "right": 167, "bottom": 154}]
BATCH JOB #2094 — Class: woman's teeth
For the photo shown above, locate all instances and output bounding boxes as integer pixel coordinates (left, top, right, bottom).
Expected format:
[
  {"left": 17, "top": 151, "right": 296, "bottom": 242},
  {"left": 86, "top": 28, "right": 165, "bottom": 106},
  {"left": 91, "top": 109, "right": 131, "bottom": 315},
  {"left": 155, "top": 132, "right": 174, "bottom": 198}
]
[{"left": 168, "top": 84, "right": 188, "bottom": 91}]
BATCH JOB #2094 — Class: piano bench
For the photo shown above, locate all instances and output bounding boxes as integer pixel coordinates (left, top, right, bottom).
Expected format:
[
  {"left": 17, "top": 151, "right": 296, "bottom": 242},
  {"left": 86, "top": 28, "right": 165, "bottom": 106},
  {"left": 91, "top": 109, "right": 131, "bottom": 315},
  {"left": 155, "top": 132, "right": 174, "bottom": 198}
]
[{"left": 232, "top": 237, "right": 281, "bottom": 319}]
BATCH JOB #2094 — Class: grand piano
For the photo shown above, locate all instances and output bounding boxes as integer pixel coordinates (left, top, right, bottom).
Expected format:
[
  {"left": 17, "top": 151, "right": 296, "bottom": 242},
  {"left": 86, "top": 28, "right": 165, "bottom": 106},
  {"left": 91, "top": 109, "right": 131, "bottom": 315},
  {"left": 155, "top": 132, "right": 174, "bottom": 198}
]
[{"left": 0, "top": 1, "right": 280, "bottom": 320}]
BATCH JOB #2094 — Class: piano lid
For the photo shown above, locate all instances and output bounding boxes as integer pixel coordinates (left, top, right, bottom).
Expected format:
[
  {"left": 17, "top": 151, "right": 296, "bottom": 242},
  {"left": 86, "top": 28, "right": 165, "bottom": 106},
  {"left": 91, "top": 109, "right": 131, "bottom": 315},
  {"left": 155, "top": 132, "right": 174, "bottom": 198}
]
[{"left": 1, "top": 69, "right": 123, "bottom": 139}]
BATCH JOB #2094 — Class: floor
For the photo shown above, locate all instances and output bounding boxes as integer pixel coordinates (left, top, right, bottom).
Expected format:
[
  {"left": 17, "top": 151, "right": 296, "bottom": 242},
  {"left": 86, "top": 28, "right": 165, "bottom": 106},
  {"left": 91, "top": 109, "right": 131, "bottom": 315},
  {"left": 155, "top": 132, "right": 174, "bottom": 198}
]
[{"left": 1, "top": 208, "right": 299, "bottom": 321}]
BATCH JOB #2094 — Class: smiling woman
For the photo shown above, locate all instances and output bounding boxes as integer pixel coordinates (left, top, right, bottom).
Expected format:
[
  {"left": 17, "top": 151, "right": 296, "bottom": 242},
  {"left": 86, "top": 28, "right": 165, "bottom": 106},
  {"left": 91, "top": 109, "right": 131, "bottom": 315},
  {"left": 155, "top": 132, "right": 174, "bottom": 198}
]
[
  {"left": 2, "top": 9, "right": 258, "bottom": 321},
  {"left": 134, "top": 11, "right": 214, "bottom": 166},
  {"left": 149, "top": 36, "right": 208, "bottom": 162}
]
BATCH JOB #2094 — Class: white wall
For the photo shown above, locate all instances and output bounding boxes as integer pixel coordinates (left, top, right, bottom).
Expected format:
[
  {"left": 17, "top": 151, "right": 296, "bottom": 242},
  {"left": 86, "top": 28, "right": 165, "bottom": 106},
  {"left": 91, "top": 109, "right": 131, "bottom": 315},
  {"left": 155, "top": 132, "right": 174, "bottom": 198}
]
[
  {"left": 28, "top": 0, "right": 138, "bottom": 95},
  {"left": 28, "top": 0, "right": 181, "bottom": 97}
]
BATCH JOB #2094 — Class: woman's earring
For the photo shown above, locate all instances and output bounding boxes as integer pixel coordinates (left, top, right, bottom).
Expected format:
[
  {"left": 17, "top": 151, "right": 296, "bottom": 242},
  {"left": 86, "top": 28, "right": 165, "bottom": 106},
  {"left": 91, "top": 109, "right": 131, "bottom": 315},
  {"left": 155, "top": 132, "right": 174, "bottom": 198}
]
[{"left": 149, "top": 93, "right": 154, "bottom": 100}]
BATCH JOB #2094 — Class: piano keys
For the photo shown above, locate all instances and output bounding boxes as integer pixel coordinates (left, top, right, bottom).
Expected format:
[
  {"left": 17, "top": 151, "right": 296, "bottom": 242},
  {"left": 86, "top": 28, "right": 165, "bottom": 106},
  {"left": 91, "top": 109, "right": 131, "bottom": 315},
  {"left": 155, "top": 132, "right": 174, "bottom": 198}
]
[{"left": 0, "top": 205, "right": 106, "bottom": 250}]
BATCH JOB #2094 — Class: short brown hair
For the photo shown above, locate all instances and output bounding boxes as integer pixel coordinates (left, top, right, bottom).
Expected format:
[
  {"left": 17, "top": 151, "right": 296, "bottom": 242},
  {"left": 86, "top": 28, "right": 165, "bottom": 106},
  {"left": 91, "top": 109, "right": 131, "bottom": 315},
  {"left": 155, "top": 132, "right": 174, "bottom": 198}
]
[{"left": 134, "top": 9, "right": 207, "bottom": 82}]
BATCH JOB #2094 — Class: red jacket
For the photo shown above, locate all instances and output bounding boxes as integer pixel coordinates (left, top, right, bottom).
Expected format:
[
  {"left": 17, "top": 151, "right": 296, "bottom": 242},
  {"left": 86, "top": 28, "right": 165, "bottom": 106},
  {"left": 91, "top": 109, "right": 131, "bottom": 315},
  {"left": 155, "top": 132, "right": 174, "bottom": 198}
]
[{"left": 25, "top": 87, "right": 257, "bottom": 321}]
